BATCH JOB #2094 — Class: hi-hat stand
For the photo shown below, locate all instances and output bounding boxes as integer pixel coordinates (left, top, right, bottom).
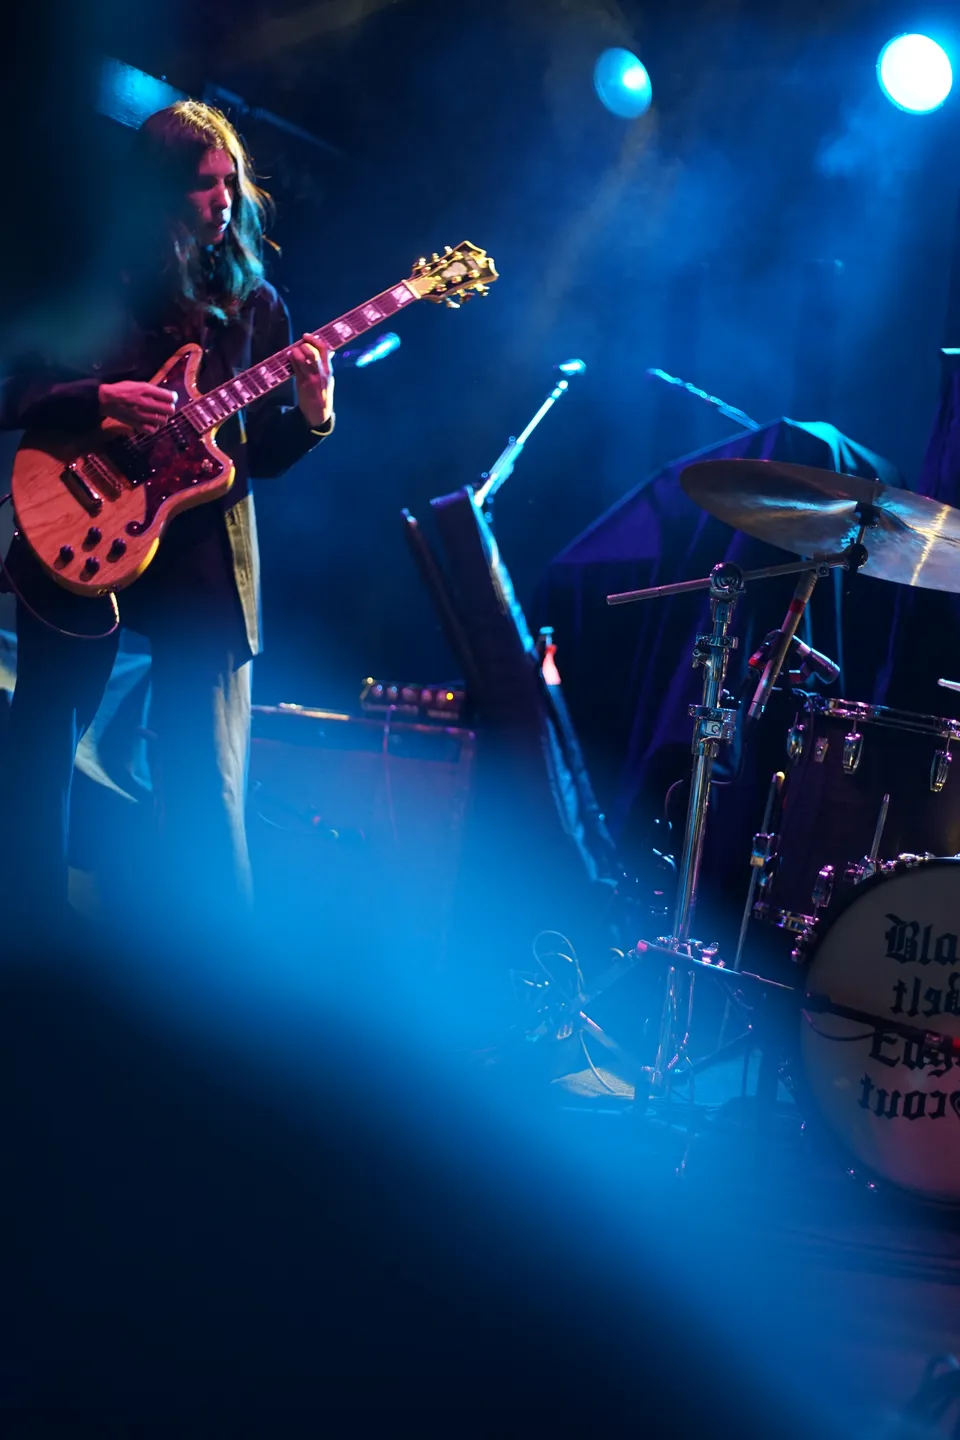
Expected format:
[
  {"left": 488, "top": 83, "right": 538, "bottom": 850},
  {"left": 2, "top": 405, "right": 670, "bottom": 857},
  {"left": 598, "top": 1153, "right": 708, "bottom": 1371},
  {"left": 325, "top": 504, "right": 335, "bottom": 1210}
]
[{"left": 607, "top": 544, "right": 864, "bottom": 1097}]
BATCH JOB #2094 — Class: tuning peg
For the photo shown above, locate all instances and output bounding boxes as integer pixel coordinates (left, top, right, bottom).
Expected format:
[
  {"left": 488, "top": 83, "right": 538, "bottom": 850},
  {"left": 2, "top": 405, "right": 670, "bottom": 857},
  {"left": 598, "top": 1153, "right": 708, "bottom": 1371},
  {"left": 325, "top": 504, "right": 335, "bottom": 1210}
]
[
  {"left": 431, "top": 252, "right": 440, "bottom": 261},
  {"left": 416, "top": 256, "right": 426, "bottom": 268},
  {"left": 474, "top": 284, "right": 487, "bottom": 295},
  {"left": 444, "top": 297, "right": 461, "bottom": 309},
  {"left": 444, "top": 245, "right": 452, "bottom": 254}
]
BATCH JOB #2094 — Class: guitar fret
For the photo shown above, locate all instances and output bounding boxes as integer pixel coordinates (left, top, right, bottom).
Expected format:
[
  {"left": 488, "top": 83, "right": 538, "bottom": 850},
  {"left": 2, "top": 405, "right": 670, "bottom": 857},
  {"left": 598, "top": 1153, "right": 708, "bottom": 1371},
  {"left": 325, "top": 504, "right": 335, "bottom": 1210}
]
[
  {"left": 181, "top": 269, "right": 436, "bottom": 434},
  {"left": 316, "top": 285, "right": 413, "bottom": 352},
  {"left": 323, "top": 319, "right": 356, "bottom": 346},
  {"left": 225, "top": 379, "right": 252, "bottom": 408}
]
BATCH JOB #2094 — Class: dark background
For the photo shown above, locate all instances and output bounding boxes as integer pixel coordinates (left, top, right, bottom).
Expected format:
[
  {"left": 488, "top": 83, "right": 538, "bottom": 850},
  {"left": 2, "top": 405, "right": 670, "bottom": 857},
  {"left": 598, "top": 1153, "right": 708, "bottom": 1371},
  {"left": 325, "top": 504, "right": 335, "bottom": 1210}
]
[
  {"left": 3, "top": 0, "right": 959, "bottom": 720},
  {"left": 3, "top": 11, "right": 960, "bottom": 1430}
]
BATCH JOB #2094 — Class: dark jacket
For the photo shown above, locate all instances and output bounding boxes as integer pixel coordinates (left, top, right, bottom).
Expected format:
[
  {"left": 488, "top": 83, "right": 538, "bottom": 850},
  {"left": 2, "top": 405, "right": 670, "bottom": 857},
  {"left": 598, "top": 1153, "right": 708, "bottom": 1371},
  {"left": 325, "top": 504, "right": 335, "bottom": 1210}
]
[{"left": 1, "top": 281, "right": 333, "bottom": 658}]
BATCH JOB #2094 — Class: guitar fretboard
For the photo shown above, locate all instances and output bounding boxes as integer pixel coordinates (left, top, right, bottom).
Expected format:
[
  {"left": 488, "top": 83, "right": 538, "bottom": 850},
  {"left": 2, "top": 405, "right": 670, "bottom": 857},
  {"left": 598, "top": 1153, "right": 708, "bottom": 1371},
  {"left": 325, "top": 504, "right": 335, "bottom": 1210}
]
[{"left": 180, "top": 278, "right": 420, "bottom": 434}]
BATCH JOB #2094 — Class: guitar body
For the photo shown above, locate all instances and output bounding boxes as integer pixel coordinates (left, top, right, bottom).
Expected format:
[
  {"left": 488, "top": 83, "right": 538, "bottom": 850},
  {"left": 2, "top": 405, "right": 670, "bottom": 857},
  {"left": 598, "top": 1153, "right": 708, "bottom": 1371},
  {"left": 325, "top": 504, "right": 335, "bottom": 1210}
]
[{"left": 11, "top": 344, "right": 235, "bottom": 596}]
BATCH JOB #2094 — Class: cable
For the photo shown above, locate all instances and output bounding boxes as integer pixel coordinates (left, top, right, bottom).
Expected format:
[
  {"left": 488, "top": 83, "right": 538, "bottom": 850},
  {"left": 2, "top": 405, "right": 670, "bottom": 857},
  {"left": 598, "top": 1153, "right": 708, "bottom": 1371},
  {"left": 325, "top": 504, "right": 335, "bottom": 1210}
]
[
  {"left": 578, "top": 1031, "right": 622, "bottom": 1095},
  {"left": 532, "top": 930, "right": 584, "bottom": 994},
  {"left": 663, "top": 777, "right": 685, "bottom": 827},
  {"left": 0, "top": 495, "right": 120, "bottom": 641},
  {"left": 801, "top": 1010, "right": 875, "bottom": 1042}
]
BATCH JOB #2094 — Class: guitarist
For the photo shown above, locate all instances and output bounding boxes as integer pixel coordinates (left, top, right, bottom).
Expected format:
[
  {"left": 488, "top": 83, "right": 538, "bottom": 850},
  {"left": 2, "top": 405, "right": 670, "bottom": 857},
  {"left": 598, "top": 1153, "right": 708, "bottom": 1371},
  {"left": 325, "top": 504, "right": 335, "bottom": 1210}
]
[{"left": 0, "top": 100, "right": 335, "bottom": 936}]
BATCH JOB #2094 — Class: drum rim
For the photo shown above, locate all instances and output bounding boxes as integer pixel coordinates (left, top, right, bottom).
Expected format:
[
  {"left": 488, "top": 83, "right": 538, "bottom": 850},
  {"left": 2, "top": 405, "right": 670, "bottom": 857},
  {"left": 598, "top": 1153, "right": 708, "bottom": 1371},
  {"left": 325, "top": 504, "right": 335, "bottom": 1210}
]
[
  {"left": 800, "top": 694, "right": 960, "bottom": 740},
  {"left": 801, "top": 853, "right": 960, "bottom": 982},
  {"left": 797, "top": 853, "right": 960, "bottom": 1209}
]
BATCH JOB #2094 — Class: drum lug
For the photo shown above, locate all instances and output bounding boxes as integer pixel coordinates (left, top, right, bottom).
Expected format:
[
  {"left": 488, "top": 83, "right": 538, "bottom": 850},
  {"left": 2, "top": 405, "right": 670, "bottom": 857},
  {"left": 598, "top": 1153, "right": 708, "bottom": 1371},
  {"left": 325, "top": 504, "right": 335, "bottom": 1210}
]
[
  {"left": 842, "top": 730, "right": 864, "bottom": 774},
  {"left": 789, "top": 924, "right": 817, "bottom": 965},
  {"left": 889, "top": 852, "right": 926, "bottom": 870},
  {"left": 811, "top": 864, "right": 835, "bottom": 911},
  {"left": 786, "top": 723, "right": 806, "bottom": 763},
  {"left": 931, "top": 748, "right": 952, "bottom": 794}
]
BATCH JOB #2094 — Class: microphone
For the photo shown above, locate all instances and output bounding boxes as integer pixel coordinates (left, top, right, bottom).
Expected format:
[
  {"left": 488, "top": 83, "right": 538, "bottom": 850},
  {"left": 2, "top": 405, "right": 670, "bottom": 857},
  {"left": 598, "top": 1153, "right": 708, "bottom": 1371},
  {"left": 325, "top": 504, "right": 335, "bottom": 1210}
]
[
  {"left": 788, "top": 636, "right": 840, "bottom": 686},
  {"left": 747, "top": 569, "right": 820, "bottom": 725},
  {"left": 340, "top": 332, "right": 401, "bottom": 368},
  {"left": 749, "top": 631, "right": 840, "bottom": 686}
]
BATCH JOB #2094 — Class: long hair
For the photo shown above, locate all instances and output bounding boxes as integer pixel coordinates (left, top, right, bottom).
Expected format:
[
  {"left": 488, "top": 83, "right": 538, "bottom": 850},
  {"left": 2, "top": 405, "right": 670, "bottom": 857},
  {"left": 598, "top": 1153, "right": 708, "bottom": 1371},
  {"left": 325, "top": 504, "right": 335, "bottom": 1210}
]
[{"left": 129, "top": 100, "right": 274, "bottom": 328}]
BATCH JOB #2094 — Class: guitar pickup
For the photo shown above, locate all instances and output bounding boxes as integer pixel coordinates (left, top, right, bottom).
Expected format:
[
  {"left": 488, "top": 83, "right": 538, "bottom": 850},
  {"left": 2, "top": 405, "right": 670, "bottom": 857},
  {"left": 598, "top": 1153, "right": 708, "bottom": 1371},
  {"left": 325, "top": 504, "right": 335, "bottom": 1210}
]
[
  {"left": 85, "top": 454, "right": 122, "bottom": 498},
  {"left": 61, "top": 463, "right": 103, "bottom": 514}
]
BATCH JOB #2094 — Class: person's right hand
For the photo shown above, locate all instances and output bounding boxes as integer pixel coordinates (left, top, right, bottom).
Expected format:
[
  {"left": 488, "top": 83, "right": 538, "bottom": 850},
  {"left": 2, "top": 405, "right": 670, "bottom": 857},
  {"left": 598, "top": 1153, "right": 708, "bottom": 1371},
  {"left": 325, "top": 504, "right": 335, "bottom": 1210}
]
[{"left": 99, "top": 381, "right": 178, "bottom": 433}]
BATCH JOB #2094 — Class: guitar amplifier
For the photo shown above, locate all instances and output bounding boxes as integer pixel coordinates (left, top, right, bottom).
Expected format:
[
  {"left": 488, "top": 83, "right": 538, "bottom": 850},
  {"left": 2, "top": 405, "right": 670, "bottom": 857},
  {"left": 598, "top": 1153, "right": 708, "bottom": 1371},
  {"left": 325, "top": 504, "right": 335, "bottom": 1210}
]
[{"left": 248, "top": 705, "right": 476, "bottom": 967}]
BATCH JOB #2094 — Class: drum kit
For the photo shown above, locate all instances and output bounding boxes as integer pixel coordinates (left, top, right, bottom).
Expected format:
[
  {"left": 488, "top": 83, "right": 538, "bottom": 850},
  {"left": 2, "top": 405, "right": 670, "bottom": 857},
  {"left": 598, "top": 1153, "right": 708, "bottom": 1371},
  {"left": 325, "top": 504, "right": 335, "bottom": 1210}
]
[{"left": 607, "top": 458, "right": 960, "bottom": 1207}]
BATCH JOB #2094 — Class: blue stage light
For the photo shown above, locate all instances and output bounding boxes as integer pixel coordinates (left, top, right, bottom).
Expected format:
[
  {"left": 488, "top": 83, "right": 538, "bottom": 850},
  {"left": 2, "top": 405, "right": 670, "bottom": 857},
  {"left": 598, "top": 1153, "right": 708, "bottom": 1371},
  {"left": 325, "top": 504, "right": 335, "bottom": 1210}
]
[
  {"left": 354, "top": 332, "right": 401, "bottom": 368},
  {"left": 877, "top": 34, "right": 953, "bottom": 113},
  {"left": 593, "top": 48, "right": 652, "bottom": 120},
  {"left": 98, "top": 58, "right": 186, "bottom": 129}
]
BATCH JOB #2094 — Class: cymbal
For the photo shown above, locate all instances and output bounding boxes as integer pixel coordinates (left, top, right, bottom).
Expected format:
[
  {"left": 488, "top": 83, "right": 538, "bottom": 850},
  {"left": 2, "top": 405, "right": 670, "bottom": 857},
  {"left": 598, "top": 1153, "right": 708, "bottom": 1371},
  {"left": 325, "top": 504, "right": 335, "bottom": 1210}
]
[{"left": 680, "top": 459, "right": 960, "bottom": 592}]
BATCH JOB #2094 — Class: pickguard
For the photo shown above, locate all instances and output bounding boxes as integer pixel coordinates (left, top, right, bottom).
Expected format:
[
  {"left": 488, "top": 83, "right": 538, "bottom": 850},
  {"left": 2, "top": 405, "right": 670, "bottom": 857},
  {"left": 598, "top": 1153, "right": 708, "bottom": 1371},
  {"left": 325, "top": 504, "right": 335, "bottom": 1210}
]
[{"left": 99, "top": 353, "right": 232, "bottom": 536}]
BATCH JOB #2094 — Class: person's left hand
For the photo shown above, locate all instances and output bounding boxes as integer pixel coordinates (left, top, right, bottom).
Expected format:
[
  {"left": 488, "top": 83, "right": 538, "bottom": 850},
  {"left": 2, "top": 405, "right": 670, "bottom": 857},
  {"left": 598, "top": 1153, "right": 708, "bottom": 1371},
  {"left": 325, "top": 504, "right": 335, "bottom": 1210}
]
[{"left": 290, "top": 334, "right": 335, "bottom": 429}]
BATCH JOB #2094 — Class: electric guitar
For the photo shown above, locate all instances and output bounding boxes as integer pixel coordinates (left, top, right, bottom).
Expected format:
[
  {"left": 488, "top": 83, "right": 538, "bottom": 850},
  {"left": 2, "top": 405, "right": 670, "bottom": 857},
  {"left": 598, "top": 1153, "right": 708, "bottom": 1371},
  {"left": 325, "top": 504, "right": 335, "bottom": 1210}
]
[{"left": 12, "top": 242, "right": 498, "bottom": 596}]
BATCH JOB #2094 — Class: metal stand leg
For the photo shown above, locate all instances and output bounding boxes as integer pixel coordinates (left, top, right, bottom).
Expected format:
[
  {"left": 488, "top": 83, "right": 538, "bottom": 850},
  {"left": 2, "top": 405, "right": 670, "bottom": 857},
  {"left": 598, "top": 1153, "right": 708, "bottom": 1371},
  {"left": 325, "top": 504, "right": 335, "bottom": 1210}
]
[
  {"left": 648, "top": 563, "right": 744, "bottom": 1092},
  {"left": 608, "top": 553, "right": 847, "bottom": 1111}
]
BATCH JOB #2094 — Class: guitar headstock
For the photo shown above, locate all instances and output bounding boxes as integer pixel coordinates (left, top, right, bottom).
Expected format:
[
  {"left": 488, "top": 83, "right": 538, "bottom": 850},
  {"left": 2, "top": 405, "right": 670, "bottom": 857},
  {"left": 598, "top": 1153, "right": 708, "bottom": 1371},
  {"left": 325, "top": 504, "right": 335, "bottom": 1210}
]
[{"left": 407, "top": 241, "right": 499, "bottom": 308}]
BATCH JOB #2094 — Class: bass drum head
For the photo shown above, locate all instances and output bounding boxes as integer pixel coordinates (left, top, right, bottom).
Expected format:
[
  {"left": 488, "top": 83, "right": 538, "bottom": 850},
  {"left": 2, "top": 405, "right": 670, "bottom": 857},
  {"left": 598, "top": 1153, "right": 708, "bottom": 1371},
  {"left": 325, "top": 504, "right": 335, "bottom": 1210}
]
[{"left": 800, "top": 859, "right": 960, "bottom": 1205}]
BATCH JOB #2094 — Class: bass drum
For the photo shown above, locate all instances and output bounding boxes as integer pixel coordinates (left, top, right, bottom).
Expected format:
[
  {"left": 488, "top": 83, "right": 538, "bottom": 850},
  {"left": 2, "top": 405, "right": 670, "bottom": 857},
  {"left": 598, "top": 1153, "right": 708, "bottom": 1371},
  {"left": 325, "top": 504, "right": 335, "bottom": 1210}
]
[{"left": 799, "top": 857, "right": 960, "bottom": 1205}]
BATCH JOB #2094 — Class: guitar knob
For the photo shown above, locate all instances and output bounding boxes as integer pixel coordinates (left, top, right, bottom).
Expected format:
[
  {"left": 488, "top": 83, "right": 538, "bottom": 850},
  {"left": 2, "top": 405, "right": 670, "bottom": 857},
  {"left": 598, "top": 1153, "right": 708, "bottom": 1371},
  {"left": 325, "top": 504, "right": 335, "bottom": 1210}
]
[
  {"left": 200, "top": 458, "right": 218, "bottom": 476},
  {"left": 57, "top": 545, "right": 74, "bottom": 564},
  {"left": 84, "top": 526, "right": 102, "bottom": 547},
  {"left": 82, "top": 557, "right": 101, "bottom": 578},
  {"left": 107, "top": 538, "right": 127, "bottom": 560}
]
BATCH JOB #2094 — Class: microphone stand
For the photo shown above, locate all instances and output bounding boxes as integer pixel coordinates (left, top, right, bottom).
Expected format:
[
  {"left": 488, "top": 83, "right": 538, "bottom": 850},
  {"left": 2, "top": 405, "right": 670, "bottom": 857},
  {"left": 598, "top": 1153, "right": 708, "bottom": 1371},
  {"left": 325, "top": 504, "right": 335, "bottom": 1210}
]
[
  {"left": 606, "top": 543, "right": 866, "bottom": 1100},
  {"left": 473, "top": 362, "right": 586, "bottom": 527}
]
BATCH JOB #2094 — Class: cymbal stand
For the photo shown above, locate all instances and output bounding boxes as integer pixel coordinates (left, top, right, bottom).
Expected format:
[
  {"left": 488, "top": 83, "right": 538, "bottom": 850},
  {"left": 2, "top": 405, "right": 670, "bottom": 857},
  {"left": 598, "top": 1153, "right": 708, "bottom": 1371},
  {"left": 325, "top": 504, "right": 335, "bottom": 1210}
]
[{"left": 607, "top": 548, "right": 856, "bottom": 1100}]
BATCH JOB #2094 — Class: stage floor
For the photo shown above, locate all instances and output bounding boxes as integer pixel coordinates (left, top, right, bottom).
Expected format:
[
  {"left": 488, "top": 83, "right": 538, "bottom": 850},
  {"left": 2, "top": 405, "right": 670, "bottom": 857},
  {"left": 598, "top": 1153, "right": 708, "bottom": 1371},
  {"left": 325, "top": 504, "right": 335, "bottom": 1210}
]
[{"left": 541, "top": 1043, "right": 960, "bottom": 1432}]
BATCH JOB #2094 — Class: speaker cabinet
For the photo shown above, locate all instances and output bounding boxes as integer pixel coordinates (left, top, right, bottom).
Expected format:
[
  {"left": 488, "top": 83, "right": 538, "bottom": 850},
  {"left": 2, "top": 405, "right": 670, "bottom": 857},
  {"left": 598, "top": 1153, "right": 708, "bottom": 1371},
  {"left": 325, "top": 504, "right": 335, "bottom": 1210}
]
[{"left": 249, "top": 706, "right": 476, "bottom": 968}]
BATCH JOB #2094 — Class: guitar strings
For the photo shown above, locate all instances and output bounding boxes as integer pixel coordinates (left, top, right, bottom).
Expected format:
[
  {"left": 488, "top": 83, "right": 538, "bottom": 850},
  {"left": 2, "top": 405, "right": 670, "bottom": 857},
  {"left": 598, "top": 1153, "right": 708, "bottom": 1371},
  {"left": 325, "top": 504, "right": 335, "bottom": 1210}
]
[{"left": 121, "top": 349, "right": 299, "bottom": 458}]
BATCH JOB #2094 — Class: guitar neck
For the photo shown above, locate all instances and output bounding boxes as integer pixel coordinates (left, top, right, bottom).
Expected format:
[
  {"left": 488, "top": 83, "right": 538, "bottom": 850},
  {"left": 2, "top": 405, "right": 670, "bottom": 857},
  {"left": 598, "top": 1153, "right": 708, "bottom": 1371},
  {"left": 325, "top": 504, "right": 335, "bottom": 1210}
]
[{"left": 179, "top": 277, "right": 421, "bottom": 434}]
